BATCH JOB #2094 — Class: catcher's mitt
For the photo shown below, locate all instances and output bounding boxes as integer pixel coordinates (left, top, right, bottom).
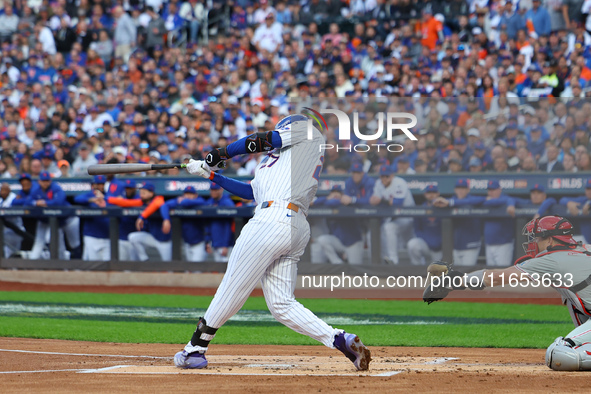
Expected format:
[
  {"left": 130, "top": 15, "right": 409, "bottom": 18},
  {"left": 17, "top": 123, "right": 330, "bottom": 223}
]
[{"left": 423, "top": 260, "right": 466, "bottom": 305}]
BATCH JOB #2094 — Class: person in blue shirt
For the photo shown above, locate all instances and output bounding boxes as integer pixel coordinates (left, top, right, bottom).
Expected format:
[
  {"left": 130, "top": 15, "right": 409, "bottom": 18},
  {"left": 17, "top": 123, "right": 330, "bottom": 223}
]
[
  {"left": 480, "top": 180, "right": 517, "bottom": 267},
  {"left": 128, "top": 182, "right": 172, "bottom": 261},
  {"left": 499, "top": 1, "right": 525, "bottom": 40},
  {"left": 161, "top": 186, "right": 208, "bottom": 262},
  {"left": 205, "top": 183, "right": 236, "bottom": 262},
  {"left": 25, "top": 171, "right": 80, "bottom": 260},
  {"left": 525, "top": 0, "right": 552, "bottom": 37},
  {"left": 407, "top": 185, "right": 443, "bottom": 265},
  {"left": 106, "top": 179, "right": 141, "bottom": 261},
  {"left": 11, "top": 173, "right": 40, "bottom": 207},
  {"left": 312, "top": 185, "right": 365, "bottom": 264},
  {"left": 433, "top": 178, "right": 484, "bottom": 266},
  {"left": 559, "top": 178, "right": 591, "bottom": 244},
  {"left": 74, "top": 175, "right": 111, "bottom": 261},
  {"left": 341, "top": 162, "right": 375, "bottom": 206},
  {"left": 506, "top": 183, "right": 557, "bottom": 219}
]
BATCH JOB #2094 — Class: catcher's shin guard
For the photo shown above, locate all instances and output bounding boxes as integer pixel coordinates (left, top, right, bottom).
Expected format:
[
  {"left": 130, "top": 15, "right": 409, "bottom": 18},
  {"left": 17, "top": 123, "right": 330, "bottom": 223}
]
[
  {"left": 546, "top": 337, "right": 591, "bottom": 371},
  {"left": 185, "top": 317, "right": 218, "bottom": 354}
]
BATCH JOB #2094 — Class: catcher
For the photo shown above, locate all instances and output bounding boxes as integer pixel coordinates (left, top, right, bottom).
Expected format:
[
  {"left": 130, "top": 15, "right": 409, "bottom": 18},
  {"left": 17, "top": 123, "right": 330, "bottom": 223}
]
[{"left": 423, "top": 215, "right": 591, "bottom": 371}]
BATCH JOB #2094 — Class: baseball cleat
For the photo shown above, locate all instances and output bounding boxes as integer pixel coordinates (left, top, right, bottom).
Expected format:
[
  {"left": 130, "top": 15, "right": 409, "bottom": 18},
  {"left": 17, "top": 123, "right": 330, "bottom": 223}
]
[
  {"left": 174, "top": 350, "right": 208, "bottom": 369},
  {"left": 334, "top": 332, "right": 372, "bottom": 371}
]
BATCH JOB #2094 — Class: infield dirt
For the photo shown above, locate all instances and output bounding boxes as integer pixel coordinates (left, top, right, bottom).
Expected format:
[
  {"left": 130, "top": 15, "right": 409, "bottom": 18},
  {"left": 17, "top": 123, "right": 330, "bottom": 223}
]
[{"left": 0, "top": 337, "right": 588, "bottom": 393}]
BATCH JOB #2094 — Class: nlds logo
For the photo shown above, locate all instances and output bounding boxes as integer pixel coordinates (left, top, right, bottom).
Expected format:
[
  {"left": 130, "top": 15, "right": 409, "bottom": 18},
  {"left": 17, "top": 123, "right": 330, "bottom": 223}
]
[{"left": 304, "top": 108, "right": 417, "bottom": 153}]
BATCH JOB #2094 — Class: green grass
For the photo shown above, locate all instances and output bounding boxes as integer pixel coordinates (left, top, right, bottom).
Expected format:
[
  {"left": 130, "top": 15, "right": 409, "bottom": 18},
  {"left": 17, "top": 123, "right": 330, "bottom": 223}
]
[{"left": 0, "top": 291, "right": 574, "bottom": 348}]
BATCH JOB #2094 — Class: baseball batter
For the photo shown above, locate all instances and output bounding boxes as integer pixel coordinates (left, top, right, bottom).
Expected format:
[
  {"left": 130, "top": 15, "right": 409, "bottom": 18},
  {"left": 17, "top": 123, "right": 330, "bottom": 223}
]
[
  {"left": 424, "top": 216, "right": 591, "bottom": 371},
  {"left": 174, "top": 114, "right": 371, "bottom": 371}
]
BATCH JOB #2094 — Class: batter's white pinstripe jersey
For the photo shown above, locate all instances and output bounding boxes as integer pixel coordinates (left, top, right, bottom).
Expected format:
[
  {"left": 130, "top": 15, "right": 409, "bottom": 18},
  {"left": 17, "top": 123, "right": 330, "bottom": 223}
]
[{"left": 251, "top": 121, "right": 324, "bottom": 216}]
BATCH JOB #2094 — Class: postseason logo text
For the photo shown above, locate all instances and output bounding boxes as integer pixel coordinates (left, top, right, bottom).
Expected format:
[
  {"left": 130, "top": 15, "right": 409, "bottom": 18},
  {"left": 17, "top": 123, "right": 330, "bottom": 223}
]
[{"left": 304, "top": 108, "right": 418, "bottom": 152}]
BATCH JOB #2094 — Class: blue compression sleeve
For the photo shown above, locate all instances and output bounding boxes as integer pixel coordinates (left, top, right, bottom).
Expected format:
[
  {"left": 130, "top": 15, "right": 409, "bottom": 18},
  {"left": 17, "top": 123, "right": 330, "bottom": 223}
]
[
  {"left": 211, "top": 173, "right": 255, "bottom": 200},
  {"left": 226, "top": 131, "right": 282, "bottom": 157}
]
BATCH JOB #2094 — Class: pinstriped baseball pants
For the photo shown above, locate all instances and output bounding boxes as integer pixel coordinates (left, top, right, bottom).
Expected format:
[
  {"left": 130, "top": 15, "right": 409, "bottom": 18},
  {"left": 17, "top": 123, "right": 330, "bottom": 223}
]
[{"left": 204, "top": 203, "right": 341, "bottom": 348}]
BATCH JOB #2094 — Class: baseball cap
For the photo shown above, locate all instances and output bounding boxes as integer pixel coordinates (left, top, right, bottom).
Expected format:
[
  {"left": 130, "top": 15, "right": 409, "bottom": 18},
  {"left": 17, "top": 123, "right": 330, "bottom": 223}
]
[
  {"left": 487, "top": 180, "right": 500, "bottom": 190},
  {"left": 474, "top": 141, "right": 486, "bottom": 150},
  {"left": 586, "top": 179, "right": 591, "bottom": 189},
  {"left": 113, "top": 146, "right": 126, "bottom": 155},
  {"left": 93, "top": 175, "right": 106, "bottom": 184},
  {"left": 448, "top": 158, "right": 462, "bottom": 166},
  {"left": 184, "top": 186, "right": 197, "bottom": 193},
  {"left": 57, "top": 159, "right": 70, "bottom": 168},
  {"left": 39, "top": 171, "right": 51, "bottom": 181},
  {"left": 467, "top": 128, "right": 480, "bottom": 137},
  {"left": 139, "top": 142, "right": 150, "bottom": 149},
  {"left": 506, "top": 122, "right": 518, "bottom": 129},
  {"left": 530, "top": 184, "right": 545, "bottom": 192},
  {"left": 397, "top": 155, "right": 410, "bottom": 163},
  {"left": 124, "top": 179, "right": 137, "bottom": 188},
  {"left": 455, "top": 178, "right": 469, "bottom": 188},
  {"left": 19, "top": 173, "right": 32, "bottom": 182},
  {"left": 350, "top": 162, "right": 364, "bottom": 173},
  {"left": 141, "top": 182, "right": 155, "bottom": 192},
  {"left": 331, "top": 185, "right": 343, "bottom": 192},
  {"left": 379, "top": 164, "right": 394, "bottom": 176},
  {"left": 454, "top": 137, "right": 466, "bottom": 145},
  {"left": 210, "top": 183, "right": 222, "bottom": 190},
  {"left": 424, "top": 184, "right": 438, "bottom": 193},
  {"left": 469, "top": 157, "right": 482, "bottom": 167}
]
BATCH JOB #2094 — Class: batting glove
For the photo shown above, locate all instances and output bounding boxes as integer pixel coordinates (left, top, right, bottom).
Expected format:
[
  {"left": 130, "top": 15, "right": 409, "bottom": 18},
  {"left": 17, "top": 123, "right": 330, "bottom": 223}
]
[{"left": 186, "top": 159, "right": 211, "bottom": 178}]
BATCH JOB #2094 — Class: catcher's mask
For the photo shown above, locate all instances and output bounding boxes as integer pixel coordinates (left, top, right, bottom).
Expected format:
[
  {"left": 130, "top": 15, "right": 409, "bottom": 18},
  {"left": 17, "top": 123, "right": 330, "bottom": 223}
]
[{"left": 522, "top": 216, "right": 577, "bottom": 257}]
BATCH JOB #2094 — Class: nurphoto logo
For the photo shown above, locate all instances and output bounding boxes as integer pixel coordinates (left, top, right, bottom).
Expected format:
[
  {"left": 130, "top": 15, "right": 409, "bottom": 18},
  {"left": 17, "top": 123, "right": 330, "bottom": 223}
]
[{"left": 303, "top": 107, "right": 417, "bottom": 153}]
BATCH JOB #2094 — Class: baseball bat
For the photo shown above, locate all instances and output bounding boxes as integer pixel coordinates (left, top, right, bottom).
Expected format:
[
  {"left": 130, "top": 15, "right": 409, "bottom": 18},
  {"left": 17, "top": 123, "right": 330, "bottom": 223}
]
[{"left": 87, "top": 163, "right": 187, "bottom": 175}]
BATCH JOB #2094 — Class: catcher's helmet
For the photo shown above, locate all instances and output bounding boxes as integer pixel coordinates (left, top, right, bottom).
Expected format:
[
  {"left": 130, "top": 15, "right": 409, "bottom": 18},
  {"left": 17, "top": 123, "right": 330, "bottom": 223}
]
[
  {"left": 275, "top": 114, "right": 309, "bottom": 130},
  {"left": 522, "top": 216, "right": 577, "bottom": 257}
]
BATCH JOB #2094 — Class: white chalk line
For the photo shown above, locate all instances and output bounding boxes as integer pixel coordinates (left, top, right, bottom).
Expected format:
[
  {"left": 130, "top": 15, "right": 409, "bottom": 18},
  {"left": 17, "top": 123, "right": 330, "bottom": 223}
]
[
  {"left": 424, "top": 357, "right": 459, "bottom": 365},
  {"left": 0, "top": 369, "right": 88, "bottom": 374},
  {"left": 78, "top": 365, "right": 134, "bottom": 373},
  {"left": 0, "top": 348, "right": 170, "bottom": 359}
]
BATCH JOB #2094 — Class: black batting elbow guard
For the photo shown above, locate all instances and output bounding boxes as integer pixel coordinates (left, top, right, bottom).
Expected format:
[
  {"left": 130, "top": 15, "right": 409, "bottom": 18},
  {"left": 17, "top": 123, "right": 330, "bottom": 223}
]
[{"left": 245, "top": 131, "right": 274, "bottom": 153}]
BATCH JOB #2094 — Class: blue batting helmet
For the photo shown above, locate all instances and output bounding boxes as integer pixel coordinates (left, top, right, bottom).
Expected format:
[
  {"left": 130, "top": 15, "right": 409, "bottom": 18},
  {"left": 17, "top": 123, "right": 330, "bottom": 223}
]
[{"left": 275, "top": 114, "right": 309, "bottom": 130}]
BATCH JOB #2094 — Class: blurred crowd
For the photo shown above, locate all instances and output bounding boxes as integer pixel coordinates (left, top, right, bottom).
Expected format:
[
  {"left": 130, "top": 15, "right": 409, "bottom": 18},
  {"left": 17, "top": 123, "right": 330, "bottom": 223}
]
[{"left": 0, "top": 0, "right": 591, "bottom": 179}]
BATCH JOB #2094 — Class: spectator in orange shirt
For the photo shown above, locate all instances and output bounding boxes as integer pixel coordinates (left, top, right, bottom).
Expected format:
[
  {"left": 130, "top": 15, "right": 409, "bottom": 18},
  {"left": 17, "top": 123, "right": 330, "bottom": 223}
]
[{"left": 417, "top": 8, "right": 442, "bottom": 51}]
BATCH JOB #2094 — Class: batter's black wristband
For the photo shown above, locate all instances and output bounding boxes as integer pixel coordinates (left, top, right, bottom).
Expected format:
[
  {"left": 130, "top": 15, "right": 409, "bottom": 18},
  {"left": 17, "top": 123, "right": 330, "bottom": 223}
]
[{"left": 205, "top": 147, "right": 228, "bottom": 167}]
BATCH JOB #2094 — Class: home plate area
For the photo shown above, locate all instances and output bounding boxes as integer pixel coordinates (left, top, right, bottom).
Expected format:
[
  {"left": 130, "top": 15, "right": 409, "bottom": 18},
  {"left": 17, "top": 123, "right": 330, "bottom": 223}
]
[{"left": 85, "top": 355, "right": 548, "bottom": 377}]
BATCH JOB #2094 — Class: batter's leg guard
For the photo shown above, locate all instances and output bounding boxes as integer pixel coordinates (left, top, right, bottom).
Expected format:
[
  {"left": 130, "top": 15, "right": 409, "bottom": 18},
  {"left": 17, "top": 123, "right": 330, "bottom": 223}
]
[
  {"left": 184, "top": 317, "right": 218, "bottom": 354},
  {"left": 546, "top": 337, "right": 591, "bottom": 371},
  {"left": 174, "top": 318, "right": 219, "bottom": 369}
]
